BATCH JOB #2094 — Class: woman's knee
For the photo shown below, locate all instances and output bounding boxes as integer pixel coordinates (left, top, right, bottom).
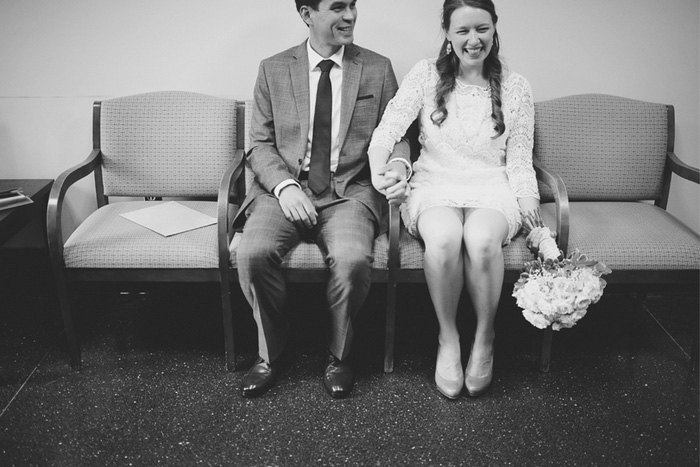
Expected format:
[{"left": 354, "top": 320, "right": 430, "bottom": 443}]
[
  {"left": 463, "top": 210, "right": 508, "bottom": 255},
  {"left": 417, "top": 207, "right": 464, "bottom": 257},
  {"left": 462, "top": 226, "right": 505, "bottom": 266},
  {"left": 423, "top": 226, "right": 463, "bottom": 260}
]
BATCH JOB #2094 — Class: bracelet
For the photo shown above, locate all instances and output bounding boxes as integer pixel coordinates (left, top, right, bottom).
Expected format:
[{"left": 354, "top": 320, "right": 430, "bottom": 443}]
[{"left": 389, "top": 158, "right": 413, "bottom": 180}]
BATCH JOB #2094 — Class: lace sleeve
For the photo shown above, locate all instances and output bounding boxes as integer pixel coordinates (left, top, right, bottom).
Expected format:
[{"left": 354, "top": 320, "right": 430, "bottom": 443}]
[
  {"left": 504, "top": 74, "right": 540, "bottom": 199},
  {"left": 369, "top": 59, "right": 431, "bottom": 154}
]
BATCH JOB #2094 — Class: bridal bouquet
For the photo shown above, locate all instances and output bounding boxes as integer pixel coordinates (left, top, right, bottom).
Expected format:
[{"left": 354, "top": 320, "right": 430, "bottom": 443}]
[{"left": 512, "top": 210, "right": 612, "bottom": 330}]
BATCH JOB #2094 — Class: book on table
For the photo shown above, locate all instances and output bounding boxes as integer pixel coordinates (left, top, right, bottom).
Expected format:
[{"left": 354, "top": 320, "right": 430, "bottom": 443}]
[{"left": 0, "top": 188, "right": 33, "bottom": 211}]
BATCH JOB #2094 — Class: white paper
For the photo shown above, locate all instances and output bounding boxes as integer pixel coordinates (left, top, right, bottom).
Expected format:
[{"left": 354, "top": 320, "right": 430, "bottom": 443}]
[{"left": 120, "top": 201, "right": 216, "bottom": 237}]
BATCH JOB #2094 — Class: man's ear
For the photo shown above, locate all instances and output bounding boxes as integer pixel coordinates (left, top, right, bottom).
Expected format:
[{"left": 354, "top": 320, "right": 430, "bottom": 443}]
[{"left": 299, "top": 6, "right": 313, "bottom": 27}]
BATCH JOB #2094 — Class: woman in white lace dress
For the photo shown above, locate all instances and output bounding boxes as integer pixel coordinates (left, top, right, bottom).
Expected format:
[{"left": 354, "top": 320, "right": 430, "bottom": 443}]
[{"left": 369, "top": 0, "right": 542, "bottom": 399}]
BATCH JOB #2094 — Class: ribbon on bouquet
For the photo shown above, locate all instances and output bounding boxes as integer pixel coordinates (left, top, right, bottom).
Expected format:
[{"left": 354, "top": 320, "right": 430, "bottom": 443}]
[{"left": 520, "top": 209, "right": 560, "bottom": 261}]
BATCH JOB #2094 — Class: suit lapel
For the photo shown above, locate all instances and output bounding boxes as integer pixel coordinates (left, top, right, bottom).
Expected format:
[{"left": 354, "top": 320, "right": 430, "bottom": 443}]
[
  {"left": 291, "top": 41, "right": 310, "bottom": 151},
  {"left": 339, "top": 44, "right": 361, "bottom": 152}
]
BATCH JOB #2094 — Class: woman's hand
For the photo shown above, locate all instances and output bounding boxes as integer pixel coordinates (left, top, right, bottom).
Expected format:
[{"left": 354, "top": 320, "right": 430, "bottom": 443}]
[
  {"left": 525, "top": 226, "right": 558, "bottom": 260},
  {"left": 372, "top": 163, "right": 410, "bottom": 205}
]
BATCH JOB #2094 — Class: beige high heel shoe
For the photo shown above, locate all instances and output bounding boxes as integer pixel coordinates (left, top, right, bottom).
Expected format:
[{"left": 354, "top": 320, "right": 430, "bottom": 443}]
[
  {"left": 435, "top": 344, "right": 464, "bottom": 399},
  {"left": 464, "top": 342, "right": 494, "bottom": 397}
]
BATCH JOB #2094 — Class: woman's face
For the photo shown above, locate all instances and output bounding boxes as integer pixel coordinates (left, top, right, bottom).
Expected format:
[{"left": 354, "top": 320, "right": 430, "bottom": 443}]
[{"left": 446, "top": 5, "right": 495, "bottom": 73}]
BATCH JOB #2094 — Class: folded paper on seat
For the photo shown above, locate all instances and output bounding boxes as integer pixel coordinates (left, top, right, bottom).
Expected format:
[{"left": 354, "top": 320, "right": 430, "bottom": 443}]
[{"left": 120, "top": 201, "right": 216, "bottom": 237}]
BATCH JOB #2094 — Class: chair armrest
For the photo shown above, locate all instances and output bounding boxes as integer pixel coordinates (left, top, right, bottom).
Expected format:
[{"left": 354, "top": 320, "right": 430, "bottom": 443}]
[
  {"left": 47, "top": 149, "right": 102, "bottom": 265},
  {"left": 387, "top": 203, "right": 401, "bottom": 272},
  {"left": 533, "top": 157, "right": 570, "bottom": 255},
  {"left": 217, "top": 148, "right": 246, "bottom": 269},
  {"left": 668, "top": 152, "right": 700, "bottom": 184}
]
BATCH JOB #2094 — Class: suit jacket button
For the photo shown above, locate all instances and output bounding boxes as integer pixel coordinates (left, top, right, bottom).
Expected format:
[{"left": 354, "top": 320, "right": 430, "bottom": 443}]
[{"left": 297, "top": 159, "right": 302, "bottom": 165}]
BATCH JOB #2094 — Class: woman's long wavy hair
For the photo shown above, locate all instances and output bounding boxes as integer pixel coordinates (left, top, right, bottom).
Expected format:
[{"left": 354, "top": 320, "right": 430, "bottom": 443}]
[{"left": 431, "top": 0, "right": 505, "bottom": 138}]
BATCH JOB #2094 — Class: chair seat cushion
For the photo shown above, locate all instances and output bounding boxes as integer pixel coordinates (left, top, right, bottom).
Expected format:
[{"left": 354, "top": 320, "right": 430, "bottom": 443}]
[
  {"left": 229, "top": 233, "right": 390, "bottom": 270},
  {"left": 567, "top": 202, "right": 700, "bottom": 270},
  {"left": 63, "top": 201, "right": 218, "bottom": 268}
]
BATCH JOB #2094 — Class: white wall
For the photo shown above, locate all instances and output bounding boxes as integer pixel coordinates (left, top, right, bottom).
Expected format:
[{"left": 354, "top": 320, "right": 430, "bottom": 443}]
[{"left": 1, "top": 0, "right": 698, "bottom": 236}]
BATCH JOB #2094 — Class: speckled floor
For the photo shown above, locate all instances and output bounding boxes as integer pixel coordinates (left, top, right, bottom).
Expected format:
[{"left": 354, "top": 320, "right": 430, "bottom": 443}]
[{"left": 0, "top": 250, "right": 698, "bottom": 466}]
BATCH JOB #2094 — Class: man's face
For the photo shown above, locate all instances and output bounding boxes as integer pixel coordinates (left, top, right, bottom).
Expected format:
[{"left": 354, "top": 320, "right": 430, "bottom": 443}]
[{"left": 302, "top": 0, "right": 357, "bottom": 56}]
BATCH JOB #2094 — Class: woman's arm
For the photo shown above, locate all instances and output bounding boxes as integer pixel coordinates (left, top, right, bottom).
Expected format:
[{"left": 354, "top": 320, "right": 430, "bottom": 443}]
[{"left": 368, "top": 60, "right": 431, "bottom": 203}]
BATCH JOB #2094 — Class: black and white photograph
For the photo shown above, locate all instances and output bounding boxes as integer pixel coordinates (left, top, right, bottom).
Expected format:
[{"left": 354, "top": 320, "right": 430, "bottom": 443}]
[{"left": 1, "top": 1, "right": 698, "bottom": 465}]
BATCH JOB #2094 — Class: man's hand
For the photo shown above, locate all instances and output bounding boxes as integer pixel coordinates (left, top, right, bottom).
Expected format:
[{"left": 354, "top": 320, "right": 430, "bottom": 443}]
[
  {"left": 278, "top": 185, "right": 318, "bottom": 229},
  {"left": 372, "top": 162, "right": 410, "bottom": 206}
]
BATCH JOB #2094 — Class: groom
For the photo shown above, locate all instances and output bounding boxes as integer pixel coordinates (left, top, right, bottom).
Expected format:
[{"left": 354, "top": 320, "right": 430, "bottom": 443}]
[{"left": 234, "top": 0, "right": 411, "bottom": 398}]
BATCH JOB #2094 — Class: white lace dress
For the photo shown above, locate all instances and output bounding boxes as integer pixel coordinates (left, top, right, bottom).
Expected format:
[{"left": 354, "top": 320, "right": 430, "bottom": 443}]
[{"left": 369, "top": 59, "right": 540, "bottom": 244}]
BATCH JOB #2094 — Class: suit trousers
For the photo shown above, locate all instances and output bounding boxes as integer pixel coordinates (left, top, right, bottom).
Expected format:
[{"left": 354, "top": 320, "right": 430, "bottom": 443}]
[{"left": 236, "top": 180, "right": 377, "bottom": 363}]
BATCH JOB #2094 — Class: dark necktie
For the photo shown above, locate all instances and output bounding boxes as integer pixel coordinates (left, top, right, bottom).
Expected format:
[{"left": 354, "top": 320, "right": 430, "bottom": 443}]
[{"left": 308, "top": 59, "right": 334, "bottom": 194}]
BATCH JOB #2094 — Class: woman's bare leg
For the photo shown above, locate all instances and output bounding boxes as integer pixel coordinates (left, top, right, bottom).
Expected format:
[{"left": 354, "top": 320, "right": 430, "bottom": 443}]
[
  {"left": 462, "top": 208, "right": 509, "bottom": 385},
  {"left": 417, "top": 207, "right": 466, "bottom": 387}
]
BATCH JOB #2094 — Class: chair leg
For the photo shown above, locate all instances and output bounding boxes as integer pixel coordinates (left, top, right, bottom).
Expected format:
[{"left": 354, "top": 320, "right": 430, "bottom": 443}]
[
  {"left": 220, "top": 278, "right": 236, "bottom": 372},
  {"left": 539, "top": 326, "right": 553, "bottom": 372},
  {"left": 54, "top": 273, "right": 81, "bottom": 370},
  {"left": 384, "top": 281, "right": 397, "bottom": 373}
]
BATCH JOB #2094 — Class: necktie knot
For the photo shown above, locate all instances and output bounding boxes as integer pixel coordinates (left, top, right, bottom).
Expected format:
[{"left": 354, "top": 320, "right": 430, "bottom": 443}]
[{"left": 318, "top": 59, "right": 335, "bottom": 74}]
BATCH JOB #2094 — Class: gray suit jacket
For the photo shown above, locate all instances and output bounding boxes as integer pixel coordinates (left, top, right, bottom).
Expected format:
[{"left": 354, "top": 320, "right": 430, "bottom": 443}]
[{"left": 234, "top": 40, "right": 410, "bottom": 232}]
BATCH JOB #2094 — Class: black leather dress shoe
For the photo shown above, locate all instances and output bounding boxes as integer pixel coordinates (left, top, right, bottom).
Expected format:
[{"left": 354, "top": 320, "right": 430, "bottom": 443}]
[
  {"left": 323, "top": 354, "right": 354, "bottom": 399},
  {"left": 241, "top": 357, "right": 277, "bottom": 398}
]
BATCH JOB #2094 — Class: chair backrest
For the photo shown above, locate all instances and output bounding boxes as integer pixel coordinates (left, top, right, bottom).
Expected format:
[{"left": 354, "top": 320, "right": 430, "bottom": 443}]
[
  {"left": 97, "top": 91, "right": 238, "bottom": 198},
  {"left": 534, "top": 94, "right": 671, "bottom": 202}
]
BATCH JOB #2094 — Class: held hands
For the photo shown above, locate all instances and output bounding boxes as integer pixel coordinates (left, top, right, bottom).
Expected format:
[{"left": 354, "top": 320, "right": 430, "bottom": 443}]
[
  {"left": 278, "top": 185, "right": 318, "bottom": 229},
  {"left": 372, "top": 161, "right": 410, "bottom": 206}
]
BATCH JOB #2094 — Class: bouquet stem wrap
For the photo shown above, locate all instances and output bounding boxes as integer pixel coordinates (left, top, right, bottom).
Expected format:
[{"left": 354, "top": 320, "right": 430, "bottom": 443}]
[
  {"left": 532, "top": 228, "right": 559, "bottom": 261},
  {"left": 521, "top": 210, "right": 560, "bottom": 261}
]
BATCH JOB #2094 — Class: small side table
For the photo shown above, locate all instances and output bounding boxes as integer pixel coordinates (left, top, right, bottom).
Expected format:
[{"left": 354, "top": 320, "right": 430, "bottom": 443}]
[{"left": 0, "top": 179, "right": 54, "bottom": 246}]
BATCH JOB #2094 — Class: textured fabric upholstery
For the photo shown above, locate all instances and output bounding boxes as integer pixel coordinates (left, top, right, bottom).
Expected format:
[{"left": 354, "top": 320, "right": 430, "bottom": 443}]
[
  {"left": 566, "top": 202, "right": 699, "bottom": 270},
  {"left": 534, "top": 94, "right": 699, "bottom": 273},
  {"left": 100, "top": 91, "right": 237, "bottom": 197},
  {"left": 534, "top": 94, "right": 667, "bottom": 202},
  {"left": 64, "top": 201, "right": 218, "bottom": 268},
  {"left": 65, "top": 91, "right": 238, "bottom": 270}
]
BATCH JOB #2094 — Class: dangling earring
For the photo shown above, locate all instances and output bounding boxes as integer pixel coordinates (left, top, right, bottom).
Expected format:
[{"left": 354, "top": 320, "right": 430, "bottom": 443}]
[{"left": 446, "top": 42, "right": 453, "bottom": 54}]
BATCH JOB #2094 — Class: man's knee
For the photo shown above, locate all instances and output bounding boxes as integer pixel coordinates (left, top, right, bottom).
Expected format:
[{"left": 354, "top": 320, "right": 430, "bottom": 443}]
[
  {"left": 326, "top": 246, "right": 373, "bottom": 281},
  {"left": 237, "top": 236, "right": 282, "bottom": 275}
]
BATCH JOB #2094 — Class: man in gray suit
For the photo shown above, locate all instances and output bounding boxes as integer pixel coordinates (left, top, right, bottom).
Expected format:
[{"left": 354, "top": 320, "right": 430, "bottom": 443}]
[{"left": 235, "top": 0, "right": 411, "bottom": 398}]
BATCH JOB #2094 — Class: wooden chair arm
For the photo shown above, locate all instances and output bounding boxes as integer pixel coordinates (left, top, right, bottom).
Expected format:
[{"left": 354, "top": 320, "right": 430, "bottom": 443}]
[
  {"left": 47, "top": 149, "right": 102, "bottom": 265},
  {"left": 533, "top": 157, "right": 571, "bottom": 255},
  {"left": 217, "top": 149, "right": 246, "bottom": 269},
  {"left": 387, "top": 203, "right": 401, "bottom": 272},
  {"left": 668, "top": 152, "right": 700, "bottom": 184}
]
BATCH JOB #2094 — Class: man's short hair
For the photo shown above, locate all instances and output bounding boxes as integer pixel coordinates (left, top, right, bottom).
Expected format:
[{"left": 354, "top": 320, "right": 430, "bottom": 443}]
[{"left": 295, "top": 0, "right": 322, "bottom": 12}]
